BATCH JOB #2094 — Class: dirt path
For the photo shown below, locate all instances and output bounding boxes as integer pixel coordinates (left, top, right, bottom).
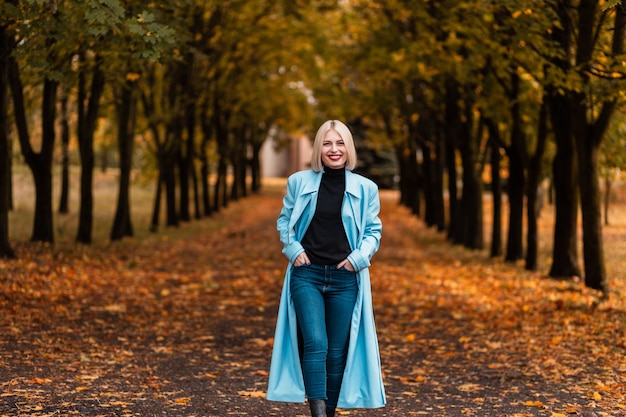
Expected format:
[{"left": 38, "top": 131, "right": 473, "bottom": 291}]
[{"left": 1, "top": 185, "right": 624, "bottom": 417}]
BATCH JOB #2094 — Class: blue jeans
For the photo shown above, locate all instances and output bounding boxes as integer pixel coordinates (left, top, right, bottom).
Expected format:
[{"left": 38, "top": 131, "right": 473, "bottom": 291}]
[{"left": 290, "top": 263, "right": 358, "bottom": 410}]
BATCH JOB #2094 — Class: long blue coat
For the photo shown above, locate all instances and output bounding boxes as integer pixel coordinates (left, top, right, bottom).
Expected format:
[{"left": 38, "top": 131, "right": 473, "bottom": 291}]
[{"left": 266, "top": 169, "right": 386, "bottom": 409}]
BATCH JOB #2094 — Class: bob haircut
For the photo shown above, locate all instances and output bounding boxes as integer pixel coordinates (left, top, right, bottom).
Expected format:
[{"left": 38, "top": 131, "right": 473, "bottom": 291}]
[{"left": 310, "top": 120, "right": 358, "bottom": 172}]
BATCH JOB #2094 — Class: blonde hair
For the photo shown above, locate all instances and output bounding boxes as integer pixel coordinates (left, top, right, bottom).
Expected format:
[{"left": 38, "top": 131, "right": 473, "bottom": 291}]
[{"left": 310, "top": 120, "right": 358, "bottom": 172}]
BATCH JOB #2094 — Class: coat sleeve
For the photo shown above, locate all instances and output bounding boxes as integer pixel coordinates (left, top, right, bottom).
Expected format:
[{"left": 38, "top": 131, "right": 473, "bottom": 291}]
[
  {"left": 347, "top": 183, "right": 382, "bottom": 272},
  {"left": 277, "top": 176, "right": 305, "bottom": 263}
]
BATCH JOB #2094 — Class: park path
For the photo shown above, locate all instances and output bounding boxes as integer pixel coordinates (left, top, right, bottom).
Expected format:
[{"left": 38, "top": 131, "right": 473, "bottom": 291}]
[{"left": 1, "top": 182, "right": 625, "bottom": 417}]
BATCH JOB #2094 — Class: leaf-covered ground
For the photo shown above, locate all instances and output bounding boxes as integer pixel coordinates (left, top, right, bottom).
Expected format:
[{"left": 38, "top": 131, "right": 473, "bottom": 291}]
[{"left": 1, "top": 185, "right": 625, "bottom": 417}]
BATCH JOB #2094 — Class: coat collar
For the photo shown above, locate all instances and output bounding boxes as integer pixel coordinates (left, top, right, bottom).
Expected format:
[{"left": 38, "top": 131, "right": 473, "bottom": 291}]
[
  {"left": 300, "top": 171, "right": 322, "bottom": 195},
  {"left": 344, "top": 170, "right": 362, "bottom": 198},
  {"left": 301, "top": 169, "right": 362, "bottom": 199}
]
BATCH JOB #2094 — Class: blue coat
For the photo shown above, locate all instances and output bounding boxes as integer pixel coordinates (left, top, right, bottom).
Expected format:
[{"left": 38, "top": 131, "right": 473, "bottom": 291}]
[{"left": 266, "top": 169, "right": 386, "bottom": 409}]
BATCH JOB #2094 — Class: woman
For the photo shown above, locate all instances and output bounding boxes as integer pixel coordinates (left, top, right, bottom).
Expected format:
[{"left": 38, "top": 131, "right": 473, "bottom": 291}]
[{"left": 267, "top": 120, "right": 386, "bottom": 417}]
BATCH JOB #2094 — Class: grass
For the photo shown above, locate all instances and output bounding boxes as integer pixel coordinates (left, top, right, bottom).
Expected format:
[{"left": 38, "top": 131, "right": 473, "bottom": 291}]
[
  {"left": 10, "top": 164, "right": 158, "bottom": 244},
  {"left": 8, "top": 163, "right": 263, "bottom": 245}
]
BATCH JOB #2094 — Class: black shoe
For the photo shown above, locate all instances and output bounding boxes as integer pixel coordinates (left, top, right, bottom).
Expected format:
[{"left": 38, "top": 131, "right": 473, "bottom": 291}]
[{"left": 308, "top": 399, "right": 327, "bottom": 417}]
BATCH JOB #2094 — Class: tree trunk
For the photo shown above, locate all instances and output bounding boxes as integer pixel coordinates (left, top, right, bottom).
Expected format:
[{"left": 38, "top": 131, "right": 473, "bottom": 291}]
[
  {"left": 396, "top": 144, "right": 420, "bottom": 215},
  {"left": 199, "top": 103, "right": 213, "bottom": 216},
  {"left": 250, "top": 139, "right": 262, "bottom": 193},
  {"left": 433, "top": 131, "right": 446, "bottom": 231},
  {"left": 572, "top": 0, "right": 605, "bottom": 290},
  {"left": 176, "top": 58, "right": 195, "bottom": 222},
  {"left": 163, "top": 139, "right": 179, "bottom": 227},
  {"left": 548, "top": 95, "right": 581, "bottom": 279},
  {"left": 213, "top": 105, "right": 230, "bottom": 211},
  {"left": 422, "top": 145, "right": 433, "bottom": 227},
  {"left": 504, "top": 71, "right": 525, "bottom": 262},
  {"left": 485, "top": 119, "right": 502, "bottom": 258},
  {"left": 230, "top": 126, "right": 246, "bottom": 202},
  {"left": 8, "top": 39, "right": 58, "bottom": 243},
  {"left": 458, "top": 105, "right": 483, "bottom": 250},
  {"left": 575, "top": 125, "right": 607, "bottom": 292},
  {"left": 150, "top": 170, "right": 163, "bottom": 233},
  {"left": 140, "top": 70, "right": 167, "bottom": 233},
  {"left": 76, "top": 57, "right": 105, "bottom": 244},
  {"left": 444, "top": 79, "right": 461, "bottom": 242},
  {"left": 33, "top": 80, "right": 57, "bottom": 242},
  {"left": 417, "top": 112, "right": 438, "bottom": 228},
  {"left": 525, "top": 99, "right": 549, "bottom": 271},
  {"left": 186, "top": 103, "right": 201, "bottom": 220},
  {"left": 546, "top": 0, "right": 581, "bottom": 279},
  {"left": 178, "top": 132, "right": 191, "bottom": 222},
  {"left": 164, "top": 72, "right": 182, "bottom": 228},
  {"left": 215, "top": 154, "right": 228, "bottom": 210},
  {"left": 0, "top": 22, "right": 15, "bottom": 258},
  {"left": 504, "top": 163, "right": 525, "bottom": 260},
  {"left": 58, "top": 91, "right": 70, "bottom": 214},
  {"left": 460, "top": 155, "right": 484, "bottom": 250},
  {"left": 604, "top": 176, "right": 611, "bottom": 226},
  {"left": 110, "top": 78, "right": 138, "bottom": 241}
]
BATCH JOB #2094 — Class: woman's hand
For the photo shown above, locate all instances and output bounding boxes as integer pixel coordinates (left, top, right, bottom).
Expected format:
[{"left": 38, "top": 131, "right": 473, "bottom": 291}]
[
  {"left": 337, "top": 259, "right": 355, "bottom": 271},
  {"left": 295, "top": 252, "right": 310, "bottom": 267}
]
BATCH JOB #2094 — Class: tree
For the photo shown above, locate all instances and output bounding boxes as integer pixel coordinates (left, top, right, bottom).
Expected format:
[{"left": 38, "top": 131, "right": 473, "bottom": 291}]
[
  {"left": 567, "top": 1, "right": 625, "bottom": 292},
  {"left": 58, "top": 90, "right": 70, "bottom": 214},
  {"left": 112, "top": 2, "right": 179, "bottom": 238},
  {"left": 525, "top": 100, "right": 549, "bottom": 271},
  {"left": 485, "top": 119, "right": 503, "bottom": 258},
  {"left": 0, "top": 7, "right": 16, "bottom": 258},
  {"left": 110, "top": 76, "right": 138, "bottom": 241},
  {"left": 600, "top": 112, "right": 626, "bottom": 226},
  {"left": 75, "top": 52, "right": 106, "bottom": 244},
  {"left": 141, "top": 62, "right": 183, "bottom": 229},
  {"left": 8, "top": 0, "right": 60, "bottom": 243}
]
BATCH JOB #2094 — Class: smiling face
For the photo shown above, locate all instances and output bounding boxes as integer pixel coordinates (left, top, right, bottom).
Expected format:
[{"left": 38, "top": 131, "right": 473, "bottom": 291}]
[
  {"left": 310, "top": 120, "right": 357, "bottom": 172},
  {"left": 320, "top": 129, "right": 348, "bottom": 169}
]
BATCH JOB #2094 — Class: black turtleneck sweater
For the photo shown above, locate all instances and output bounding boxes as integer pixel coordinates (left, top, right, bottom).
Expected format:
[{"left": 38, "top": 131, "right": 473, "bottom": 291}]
[{"left": 301, "top": 167, "right": 352, "bottom": 265}]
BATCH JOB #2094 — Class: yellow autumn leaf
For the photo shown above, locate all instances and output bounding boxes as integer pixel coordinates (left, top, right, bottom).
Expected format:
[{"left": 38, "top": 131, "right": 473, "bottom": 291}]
[
  {"left": 404, "top": 333, "right": 416, "bottom": 342},
  {"left": 174, "top": 397, "right": 191, "bottom": 404},
  {"left": 486, "top": 341, "right": 502, "bottom": 350},
  {"left": 487, "top": 362, "right": 504, "bottom": 369},
  {"left": 457, "top": 383, "right": 482, "bottom": 392},
  {"left": 29, "top": 377, "right": 52, "bottom": 385},
  {"left": 523, "top": 400, "right": 544, "bottom": 407},
  {"left": 126, "top": 72, "right": 140, "bottom": 82},
  {"left": 75, "top": 386, "right": 88, "bottom": 392},
  {"left": 237, "top": 390, "right": 265, "bottom": 398},
  {"left": 592, "top": 391, "right": 602, "bottom": 400},
  {"left": 549, "top": 336, "right": 562, "bottom": 345}
]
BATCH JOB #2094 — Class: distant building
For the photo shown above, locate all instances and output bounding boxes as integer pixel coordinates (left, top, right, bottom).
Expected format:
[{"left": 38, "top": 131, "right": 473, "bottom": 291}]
[{"left": 260, "top": 133, "right": 312, "bottom": 178}]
